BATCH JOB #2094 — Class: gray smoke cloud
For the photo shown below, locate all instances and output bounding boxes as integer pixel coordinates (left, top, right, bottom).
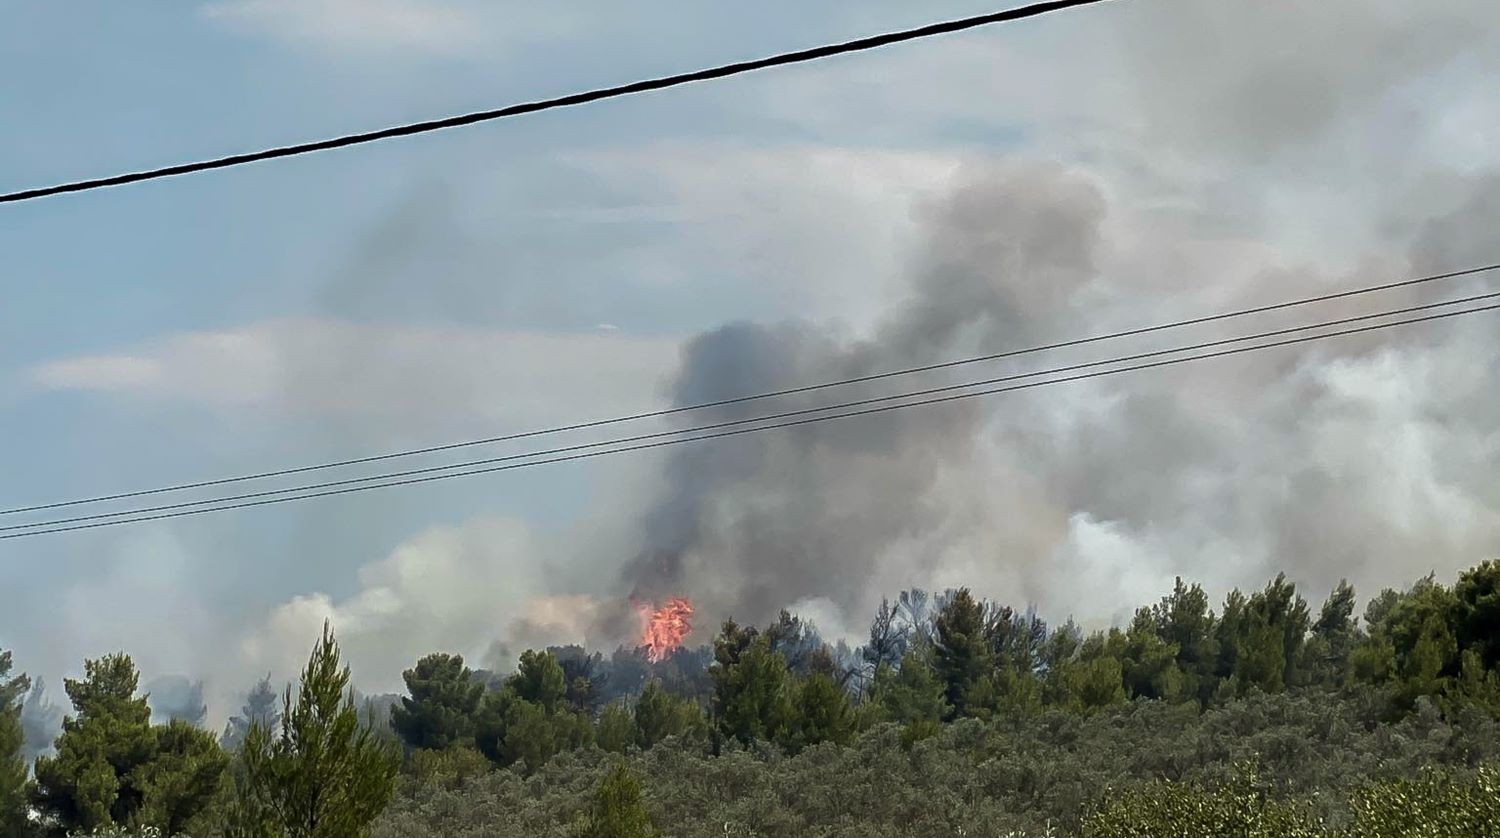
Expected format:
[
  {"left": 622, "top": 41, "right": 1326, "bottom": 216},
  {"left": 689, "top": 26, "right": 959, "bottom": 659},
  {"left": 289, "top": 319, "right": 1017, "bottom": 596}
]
[
  {"left": 593, "top": 159, "right": 1499, "bottom": 646},
  {"left": 18, "top": 0, "right": 1497, "bottom": 708}
]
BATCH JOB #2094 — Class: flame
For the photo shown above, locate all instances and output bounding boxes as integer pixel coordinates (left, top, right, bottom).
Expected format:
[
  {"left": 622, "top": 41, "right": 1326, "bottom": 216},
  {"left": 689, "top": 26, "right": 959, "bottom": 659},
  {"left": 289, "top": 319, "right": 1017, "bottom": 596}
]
[{"left": 639, "top": 597, "right": 695, "bottom": 663}]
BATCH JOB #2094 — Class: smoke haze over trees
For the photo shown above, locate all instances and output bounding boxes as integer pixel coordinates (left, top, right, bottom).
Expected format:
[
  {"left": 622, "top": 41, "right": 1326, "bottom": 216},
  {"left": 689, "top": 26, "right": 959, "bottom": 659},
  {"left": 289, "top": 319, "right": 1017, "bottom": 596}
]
[{"left": 2, "top": 3, "right": 1499, "bottom": 836}]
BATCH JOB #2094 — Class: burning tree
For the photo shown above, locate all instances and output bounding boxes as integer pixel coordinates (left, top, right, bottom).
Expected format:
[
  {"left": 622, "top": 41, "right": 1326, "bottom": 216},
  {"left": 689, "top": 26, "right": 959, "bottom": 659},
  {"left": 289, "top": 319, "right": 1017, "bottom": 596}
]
[{"left": 639, "top": 598, "right": 695, "bottom": 664}]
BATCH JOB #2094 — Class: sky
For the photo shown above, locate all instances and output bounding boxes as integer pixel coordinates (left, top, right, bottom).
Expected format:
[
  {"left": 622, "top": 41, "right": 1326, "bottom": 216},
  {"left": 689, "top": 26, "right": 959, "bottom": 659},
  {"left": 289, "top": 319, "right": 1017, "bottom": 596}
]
[{"left": 1, "top": 0, "right": 1498, "bottom": 723}]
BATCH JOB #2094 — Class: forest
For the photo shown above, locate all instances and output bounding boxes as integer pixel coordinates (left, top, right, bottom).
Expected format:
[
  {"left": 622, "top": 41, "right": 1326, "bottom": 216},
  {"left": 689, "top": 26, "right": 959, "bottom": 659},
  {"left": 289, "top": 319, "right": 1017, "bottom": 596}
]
[{"left": 5, "top": 559, "right": 1500, "bottom": 837}]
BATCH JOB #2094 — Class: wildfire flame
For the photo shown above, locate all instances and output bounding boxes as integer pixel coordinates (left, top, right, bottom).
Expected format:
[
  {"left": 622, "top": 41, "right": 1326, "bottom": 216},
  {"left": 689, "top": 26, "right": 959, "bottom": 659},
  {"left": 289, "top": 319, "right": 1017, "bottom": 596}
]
[{"left": 639, "top": 597, "right": 695, "bottom": 663}]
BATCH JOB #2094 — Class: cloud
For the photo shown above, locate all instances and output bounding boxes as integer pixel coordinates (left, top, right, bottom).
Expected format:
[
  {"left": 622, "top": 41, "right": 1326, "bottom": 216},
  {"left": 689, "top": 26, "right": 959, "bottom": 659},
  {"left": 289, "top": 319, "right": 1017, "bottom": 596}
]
[
  {"left": 238, "top": 516, "right": 614, "bottom": 694},
  {"left": 200, "top": 0, "right": 483, "bottom": 56},
  {"left": 28, "top": 318, "right": 680, "bottom": 440},
  {"left": 558, "top": 143, "right": 965, "bottom": 330}
]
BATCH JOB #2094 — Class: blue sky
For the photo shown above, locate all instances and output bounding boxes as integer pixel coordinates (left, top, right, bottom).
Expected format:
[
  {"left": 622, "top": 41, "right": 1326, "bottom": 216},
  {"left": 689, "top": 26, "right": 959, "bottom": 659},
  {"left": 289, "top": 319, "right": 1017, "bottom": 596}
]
[{"left": 3, "top": 0, "right": 1498, "bottom": 716}]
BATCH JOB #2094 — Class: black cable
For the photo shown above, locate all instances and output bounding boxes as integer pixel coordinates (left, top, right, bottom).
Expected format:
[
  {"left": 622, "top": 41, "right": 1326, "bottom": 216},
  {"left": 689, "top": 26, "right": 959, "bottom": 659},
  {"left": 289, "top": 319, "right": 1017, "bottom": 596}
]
[
  {"left": 4, "top": 288, "right": 1495, "bottom": 533},
  {"left": 6, "top": 301, "right": 1494, "bottom": 541},
  {"left": 0, "top": 0, "right": 1109, "bottom": 205},
  {"left": 5, "top": 261, "right": 1495, "bottom": 519}
]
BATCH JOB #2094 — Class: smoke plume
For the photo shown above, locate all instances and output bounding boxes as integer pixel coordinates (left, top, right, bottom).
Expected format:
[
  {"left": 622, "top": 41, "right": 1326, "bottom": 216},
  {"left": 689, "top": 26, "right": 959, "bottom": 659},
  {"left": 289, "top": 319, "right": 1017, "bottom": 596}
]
[{"left": 595, "top": 160, "right": 1500, "bottom": 644}]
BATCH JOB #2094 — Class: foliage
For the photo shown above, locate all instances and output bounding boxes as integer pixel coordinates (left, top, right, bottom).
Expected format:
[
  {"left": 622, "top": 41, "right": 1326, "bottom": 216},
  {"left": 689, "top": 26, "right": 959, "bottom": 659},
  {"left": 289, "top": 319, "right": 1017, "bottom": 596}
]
[
  {"left": 373, "top": 685, "right": 1500, "bottom": 837},
  {"left": 227, "top": 622, "right": 399, "bottom": 838},
  {"left": 1081, "top": 763, "right": 1323, "bottom": 837},
  {"left": 1455, "top": 560, "right": 1500, "bottom": 670},
  {"left": 22, "top": 560, "right": 1500, "bottom": 836},
  {"left": 31, "top": 654, "right": 225, "bottom": 836},
  {"left": 2, "top": 648, "right": 31, "bottom": 836},
  {"left": 594, "top": 705, "right": 634, "bottom": 755},
  {"left": 403, "top": 744, "right": 491, "bottom": 791},
  {"left": 632, "top": 680, "right": 700, "bottom": 750},
  {"left": 787, "top": 672, "right": 852, "bottom": 752},
  {"left": 711, "top": 623, "right": 793, "bottom": 747},
  {"left": 390, "top": 653, "right": 484, "bottom": 752},
  {"left": 867, "top": 647, "right": 950, "bottom": 729},
  {"left": 1345, "top": 764, "right": 1500, "bottom": 836},
  {"left": 571, "top": 762, "right": 658, "bottom": 838},
  {"left": 931, "top": 589, "right": 995, "bottom": 720},
  {"left": 220, "top": 676, "right": 279, "bottom": 754}
]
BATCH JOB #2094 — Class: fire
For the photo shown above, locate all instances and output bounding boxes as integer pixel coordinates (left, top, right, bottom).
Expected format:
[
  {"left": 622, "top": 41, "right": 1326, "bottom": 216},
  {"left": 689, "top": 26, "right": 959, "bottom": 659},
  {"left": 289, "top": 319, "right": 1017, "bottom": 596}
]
[{"left": 639, "top": 597, "right": 695, "bottom": 663}]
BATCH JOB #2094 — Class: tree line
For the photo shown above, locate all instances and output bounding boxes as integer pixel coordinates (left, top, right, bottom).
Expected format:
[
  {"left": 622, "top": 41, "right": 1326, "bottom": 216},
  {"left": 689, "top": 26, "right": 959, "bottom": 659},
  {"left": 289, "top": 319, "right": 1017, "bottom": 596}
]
[{"left": 3, "top": 559, "right": 1500, "bottom": 836}]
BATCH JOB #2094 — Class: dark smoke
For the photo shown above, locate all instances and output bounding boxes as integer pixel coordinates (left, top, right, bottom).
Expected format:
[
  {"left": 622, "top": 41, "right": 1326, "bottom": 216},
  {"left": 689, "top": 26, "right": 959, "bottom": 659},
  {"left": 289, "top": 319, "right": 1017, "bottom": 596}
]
[{"left": 593, "top": 161, "right": 1500, "bottom": 645}]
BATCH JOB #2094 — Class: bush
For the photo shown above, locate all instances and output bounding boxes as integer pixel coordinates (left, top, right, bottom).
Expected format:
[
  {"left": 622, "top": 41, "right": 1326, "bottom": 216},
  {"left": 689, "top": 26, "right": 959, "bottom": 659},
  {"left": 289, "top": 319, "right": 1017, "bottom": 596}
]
[
  {"left": 1345, "top": 765, "right": 1500, "bottom": 837},
  {"left": 1081, "top": 763, "right": 1323, "bottom": 837}
]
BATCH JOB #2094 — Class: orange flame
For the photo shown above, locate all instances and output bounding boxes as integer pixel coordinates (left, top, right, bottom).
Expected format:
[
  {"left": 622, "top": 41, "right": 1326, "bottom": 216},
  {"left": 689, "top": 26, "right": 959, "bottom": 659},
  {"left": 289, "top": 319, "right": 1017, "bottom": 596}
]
[{"left": 639, "top": 597, "right": 695, "bottom": 663}]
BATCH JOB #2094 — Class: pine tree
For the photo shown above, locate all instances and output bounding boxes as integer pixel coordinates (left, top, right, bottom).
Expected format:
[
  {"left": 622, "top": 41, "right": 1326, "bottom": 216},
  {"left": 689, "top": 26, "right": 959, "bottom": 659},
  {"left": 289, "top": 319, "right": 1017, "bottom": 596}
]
[
  {"left": 1, "top": 649, "right": 30, "bottom": 837},
  {"left": 1152, "top": 577, "right": 1219, "bottom": 701},
  {"left": 596, "top": 704, "right": 635, "bottom": 754},
  {"left": 1305, "top": 580, "right": 1358, "bottom": 688},
  {"left": 574, "top": 761, "right": 658, "bottom": 838},
  {"left": 1122, "top": 607, "right": 1185, "bottom": 701},
  {"left": 633, "top": 680, "right": 694, "bottom": 749},
  {"left": 869, "top": 647, "right": 950, "bottom": 726},
  {"left": 1455, "top": 560, "right": 1500, "bottom": 669},
  {"left": 390, "top": 652, "right": 483, "bottom": 751},
  {"left": 222, "top": 675, "right": 281, "bottom": 752},
  {"left": 789, "top": 672, "right": 852, "bottom": 751},
  {"left": 931, "top": 589, "right": 995, "bottom": 719},
  {"left": 131, "top": 720, "right": 231, "bottom": 834},
  {"left": 32, "top": 653, "right": 225, "bottom": 834},
  {"left": 710, "top": 623, "right": 792, "bottom": 745},
  {"left": 509, "top": 650, "right": 567, "bottom": 712},
  {"left": 228, "top": 621, "right": 399, "bottom": 838}
]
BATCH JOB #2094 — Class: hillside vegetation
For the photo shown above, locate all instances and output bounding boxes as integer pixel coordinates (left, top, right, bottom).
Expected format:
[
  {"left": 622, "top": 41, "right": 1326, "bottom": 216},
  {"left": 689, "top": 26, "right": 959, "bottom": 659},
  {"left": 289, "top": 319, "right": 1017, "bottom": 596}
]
[{"left": 6, "top": 560, "right": 1500, "bottom": 836}]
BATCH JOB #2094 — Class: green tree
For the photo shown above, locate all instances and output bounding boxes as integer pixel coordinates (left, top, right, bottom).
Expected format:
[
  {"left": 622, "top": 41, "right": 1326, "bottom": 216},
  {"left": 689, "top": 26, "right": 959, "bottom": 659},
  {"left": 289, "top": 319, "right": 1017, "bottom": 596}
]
[
  {"left": 1, "top": 649, "right": 30, "bottom": 836},
  {"left": 1152, "top": 577, "right": 1219, "bottom": 701},
  {"left": 1304, "top": 580, "right": 1358, "bottom": 688},
  {"left": 473, "top": 687, "right": 516, "bottom": 765},
  {"left": 498, "top": 699, "right": 558, "bottom": 775},
  {"left": 1455, "top": 560, "right": 1500, "bottom": 669},
  {"left": 596, "top": 704, "right": 635, "bottom": 754},
  {"left": 130, "top": 720, "right": 229, "bottom": 834},
  {"left": 574, "top": 761, "right": 658, "bottom": 838},
  {"left": 1059, "top": 654, "right": 1127, "bottom": 713},
  {"left": 788, "top": 672, "right": 852, "bottom": 751},
  {"left": 228, "top": 622, "right": 399, "bottom": 838},
  {"left": 1381, "top": 576, "right": 1460, "bottom": 712},
  {"left": 869, "top": 647, "right": 949, "bottom": 726},
  {"left": 32, "top": 653, "right": 224, "bottom": 834},
  {"left": 633, "top": 680, "right": 696, "bottom": 750},
  {"left": 468, "top": 650, "right": 596, "bottom": 774},
  {"left": 390, "top": 653, "right": 483, "bottom": 752},
  {"left": 1217, "top": 575, "right": 1310, "bottom": 696},
  {"left": 1443, "top": 649, "right": 1500, "bottom": 717},
  {"left": 509, "top": 650, "right": 567, "bottom": 713},
  {"left": 552, "top": 646, "right": 609, "bottom": 715},
  {"left": 930, "top": 589, "right": 995, "bottom": 719},
  {"left": 1122, "top": 607, "right": 1185, "bottom": 701},
  {"left": 710, "top": 623, "right": 792, "bottom": 746}
]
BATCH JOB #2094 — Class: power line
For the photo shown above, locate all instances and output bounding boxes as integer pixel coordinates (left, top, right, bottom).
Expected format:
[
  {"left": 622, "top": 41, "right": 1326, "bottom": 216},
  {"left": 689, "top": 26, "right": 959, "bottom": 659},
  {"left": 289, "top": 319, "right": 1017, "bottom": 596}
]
[
  {"left": 5, "top": 261, "right": 1495, "bottom": 519},
  {"left": 4, "top": 288, "right": 1496, "bottom": 533},
  {"left": 0, "top": 0, "right": 1110, "bottom": 205},
  {"left": 6, "top": 300, "right": 1495, "bottom": 541}
]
